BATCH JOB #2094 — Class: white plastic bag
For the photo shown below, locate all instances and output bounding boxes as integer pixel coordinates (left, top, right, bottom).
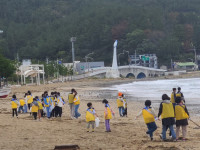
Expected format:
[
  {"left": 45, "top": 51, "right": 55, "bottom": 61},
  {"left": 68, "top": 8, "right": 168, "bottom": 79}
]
[
  {"left": 95, "top": 117, "right": 100, "bottom": 127},
  {"left": 43, "top": 107, "right": 47, "bottom": 114}
]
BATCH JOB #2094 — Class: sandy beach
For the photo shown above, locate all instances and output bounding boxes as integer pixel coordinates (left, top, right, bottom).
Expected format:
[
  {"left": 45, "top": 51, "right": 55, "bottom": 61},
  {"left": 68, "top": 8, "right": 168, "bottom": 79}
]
[{"left": 1, "top": 77, "right": 200, "bottom": 150}]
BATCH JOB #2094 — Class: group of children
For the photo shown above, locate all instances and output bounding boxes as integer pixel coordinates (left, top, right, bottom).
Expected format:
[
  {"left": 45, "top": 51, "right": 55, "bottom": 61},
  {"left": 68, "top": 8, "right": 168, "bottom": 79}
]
[
  {"left": 136, "top": 87, "right": 189, "bottom": 141},
  {"left": 11, "top": 91, "right": 65, "bottom": 120}
]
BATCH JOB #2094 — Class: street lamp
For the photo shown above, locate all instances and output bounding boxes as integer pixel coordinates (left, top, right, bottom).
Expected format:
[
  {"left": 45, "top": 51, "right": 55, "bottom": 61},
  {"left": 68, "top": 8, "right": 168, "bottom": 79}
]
[
  {"left": 70, "top": 37, "right": 76, "bottom": 74},
  {"left": 85, "top": 52, "right": 94, "bottom": 72}
]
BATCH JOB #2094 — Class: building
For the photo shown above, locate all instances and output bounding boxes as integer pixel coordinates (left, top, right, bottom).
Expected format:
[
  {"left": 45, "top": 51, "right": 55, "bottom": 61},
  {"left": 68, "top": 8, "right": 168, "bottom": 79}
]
[
  {"left": 129, "top": 54, "right": 158, "bottom": 69},
  {"left": 174, "top": 62, "right": 198, "bottom": 71}
]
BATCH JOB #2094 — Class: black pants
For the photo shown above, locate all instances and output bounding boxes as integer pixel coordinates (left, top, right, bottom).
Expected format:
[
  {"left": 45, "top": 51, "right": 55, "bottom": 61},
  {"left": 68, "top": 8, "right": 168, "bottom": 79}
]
[
  {"left": 12, "top": 109, "right": 18, "bottom": 117},
  {"left": 55, "top": 106, "right": 62, "bottom": 117},
  {"left": 123, "top": 108, "right": 127, "bottom": 116},
  {"left": 32, "top": 112, "right": 37, "bottom": 120},
  {"left": 28, "top": 104, "right": 31, "bottom": 110}
]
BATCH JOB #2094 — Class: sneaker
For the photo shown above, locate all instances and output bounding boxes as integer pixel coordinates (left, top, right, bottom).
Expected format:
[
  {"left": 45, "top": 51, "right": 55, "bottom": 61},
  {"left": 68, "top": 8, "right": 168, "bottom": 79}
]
[{"left": 159, "top": 134, "right": 162, "bottom": 139}]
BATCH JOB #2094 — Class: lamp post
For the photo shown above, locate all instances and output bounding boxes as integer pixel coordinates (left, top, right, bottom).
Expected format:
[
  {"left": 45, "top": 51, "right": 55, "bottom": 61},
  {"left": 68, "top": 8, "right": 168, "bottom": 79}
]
[
  {"left": 0, "top": 30, "right": 3, "bottom": 87},
  {"left": 85, "top": 52, "right": 94, "bottom": 72},
  {"left": 70, "top": 37, "right": 76, "bottom": 74}
]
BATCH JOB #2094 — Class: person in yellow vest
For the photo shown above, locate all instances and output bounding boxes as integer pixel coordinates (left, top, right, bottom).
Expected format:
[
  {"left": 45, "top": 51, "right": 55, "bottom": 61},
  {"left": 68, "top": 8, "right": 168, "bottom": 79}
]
[
  {"left": 175, "top": 97, "right": 189, "bottom": 141},
  {"left": 86, "top": 102, "right": 98, "bottom": 132},
  {"left": 122, "top": 94, "right": 127, "bottom": 117},
  {"left": 31, "top": 98, "right": 39, "bottom": 120},
  {"left": 18, "top": 98, "right": 25, "bottom": 113},
  {"left": 158, "top": 94, "right": 176, "bottom": 141},
  {"left": 11, "top": 95, "right": 18, "bottom": 118},
  {"left": 102, "top": 99, "right": 115, "bottom": 132},
  {"left": 176, "top": 87, "right": 185, "bottom": 103},
  {"left": 27, "top": 92, "right": 33, "bottom": 114},
  {"left": 171, "top": 88, "right": 176, "bottom": 105},
  {"left": 135, "top": 100, "right": 157, "bottom": 140},
  {"left": 74, "top": 92, "right": 81, "bottom": 119},
  {"left": 68, "top": 89, "right": 76, "bottom": 119},
  {"left": 117, "top": 92, "right": 125, "bottom": 117},
  {"left": 36, "top": 96, "right": 43, "bottom": 121}
]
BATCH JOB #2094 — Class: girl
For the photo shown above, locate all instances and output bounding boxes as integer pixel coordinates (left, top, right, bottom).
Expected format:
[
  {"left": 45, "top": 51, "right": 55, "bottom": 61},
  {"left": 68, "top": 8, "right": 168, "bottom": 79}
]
[
  {"left": 102, "top": 99, "right": 115, "bottom": 132},
  {"left": 36, "top": 96, "right": 43, "bottom": 121},
  {"left": 86, "top": 102, "right": 98, "bottom": 132},
  {"left": 175, "top": 97, "right": 189, "bottom": 141},
  {"left": 27, "top": 91, "right": 33, "bottom": 115},
  {"left": 74, "top": 91, "right": 81, "bottom": 118},
  {"left": 11, "top": 95, "right": 18, "bottom": 118}
]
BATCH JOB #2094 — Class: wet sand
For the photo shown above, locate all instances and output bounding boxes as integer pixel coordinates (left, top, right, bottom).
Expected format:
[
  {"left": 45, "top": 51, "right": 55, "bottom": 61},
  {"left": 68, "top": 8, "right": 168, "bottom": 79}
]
[{"left": 0, "top": 78, "right": 200, "bottom": 150}]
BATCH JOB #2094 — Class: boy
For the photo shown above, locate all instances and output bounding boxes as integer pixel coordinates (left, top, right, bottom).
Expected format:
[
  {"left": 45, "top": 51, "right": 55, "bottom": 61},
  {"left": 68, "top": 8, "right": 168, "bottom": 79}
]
[
  {"left": 32, "top": 98, "right": 39, "bottom": 120},
  {"left": 158, "top": 94, "right": 176, "bottom": 141},
  {"left": 86, "top": 102, "right": 98, "bottom": 132},
  {"left": 136, "top": 100, "right": 157, "bottom": 140},
  {"left": 11, "top": 95, "right": 18, "bottom": 118},
  {"left": 116, "top": 92, "right": 124, "bottom": 117},
  {"left": 171, "top": 88, "right": 176, "bottom": 105},
  {"left": 18, "top": 98, "right": 25, "bottom": 113},
  {"left": 175, "top": 97, "right": 189, "bottom": 141}
]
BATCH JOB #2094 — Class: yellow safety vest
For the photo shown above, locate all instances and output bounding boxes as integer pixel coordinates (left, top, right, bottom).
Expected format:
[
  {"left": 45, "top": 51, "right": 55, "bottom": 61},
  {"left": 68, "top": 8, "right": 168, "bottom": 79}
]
[
  {"left": 74, "top": 96, "right": 80, "bottom": 105},
  {"left": 117, "top": 98, "right": 123, "bottom": 107},
  {"left": 104, "top": 107, "right": 112, "bottom": 120},
  {"left": 38, "top": 101, "right": 43, "bottom": 110},
  {"left": 86, "top": 109, "right": 95, "bottom": 122},
  {"left": 176, "top": 93, "right": 181, "bottom": 97},
  {"left": 175, "top": 105, "right": 189, "bottom": 120},
  {"left": 32, "top": 104, "right": 39, "bottom": 112},
  {"left": 19, "top": 99, "right": 25, "bottom": 106},
  {"left": 11, "top": 101, "right": 18, "bottom": 109},
  {"left": 142, "top": 109, "right": 155, "bottom": 124},
  {"left": 68, "top": 94, "right": 74, "bottom": 104},
  {"left": 27, "top": 95, "right": 33, "bottom": 104},
  {"left": 170, "top": 93, "right": 176, "bottom": 103},
  {"left": 161, "top": 103, "right": 175, "bottom": 119}
]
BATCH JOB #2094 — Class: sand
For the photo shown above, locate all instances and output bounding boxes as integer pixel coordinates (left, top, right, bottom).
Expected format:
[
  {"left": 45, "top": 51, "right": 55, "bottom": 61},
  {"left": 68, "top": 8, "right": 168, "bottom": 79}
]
[{"left": 0, "top": 78, "right": 200, "bottom": 150}]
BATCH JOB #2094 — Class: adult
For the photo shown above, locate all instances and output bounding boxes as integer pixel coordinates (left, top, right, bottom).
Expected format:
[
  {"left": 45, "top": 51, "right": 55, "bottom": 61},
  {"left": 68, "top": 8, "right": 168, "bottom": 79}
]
[
  {"left": 44, "top": 92, "right": 51, "bottom": 119},
  {"left": 117, "top": 92, "right": 124, "bottom": 117},
  {"left": 68, "top": 89, "right": 76, "bottom": 119},
  {"left": 176, "top": 87, "right": 185, "bottom": 103},
  {"left": 158, "top": 94, "right": 176, "bottom": 141},
  {"left": 74, "top": 91, "right": 81, "bottom": 118},
  {"left": 170, "top": 88, "right": 176, "bottom": 105}
]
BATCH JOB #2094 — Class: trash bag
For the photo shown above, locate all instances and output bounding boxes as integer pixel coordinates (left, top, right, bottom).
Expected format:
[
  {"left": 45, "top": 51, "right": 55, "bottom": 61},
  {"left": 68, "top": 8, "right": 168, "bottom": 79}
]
[{"left": 95, "top": 117, "right": 100, "bottom": 127}]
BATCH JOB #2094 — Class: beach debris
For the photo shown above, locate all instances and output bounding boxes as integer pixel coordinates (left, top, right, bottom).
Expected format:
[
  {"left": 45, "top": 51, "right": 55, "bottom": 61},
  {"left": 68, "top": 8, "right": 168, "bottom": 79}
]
[{"left": 54, "top": 145, "right": 80, "bottom": 150}]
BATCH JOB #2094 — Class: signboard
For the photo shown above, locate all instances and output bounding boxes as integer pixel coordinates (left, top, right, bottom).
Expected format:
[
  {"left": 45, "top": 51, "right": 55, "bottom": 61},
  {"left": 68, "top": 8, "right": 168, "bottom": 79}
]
[{"left": 141, "top": 56, "right": 149, "bottom": 61}]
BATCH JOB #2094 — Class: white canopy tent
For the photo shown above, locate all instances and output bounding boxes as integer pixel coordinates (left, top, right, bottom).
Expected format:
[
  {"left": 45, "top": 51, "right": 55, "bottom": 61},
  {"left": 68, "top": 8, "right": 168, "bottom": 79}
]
[{"left": 19, "top": 64, "right": 45, "bottom": 85}]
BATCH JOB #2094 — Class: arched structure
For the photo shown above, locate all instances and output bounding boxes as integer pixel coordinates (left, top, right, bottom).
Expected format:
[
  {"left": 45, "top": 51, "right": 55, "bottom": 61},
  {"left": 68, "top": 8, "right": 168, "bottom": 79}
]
[
  {"left": 137, "top": 72, "right": 146, "bottom": 79},
  {"left": 126, "top": 73, "right": 135, "bottom": 78}
]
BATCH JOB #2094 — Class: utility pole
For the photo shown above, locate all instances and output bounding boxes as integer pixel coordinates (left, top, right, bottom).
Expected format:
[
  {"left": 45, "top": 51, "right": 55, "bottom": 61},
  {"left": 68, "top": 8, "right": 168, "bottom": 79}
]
[
  {"left": 70, "top": 37, "right": 76, "bottom": 75},
  {"left": 135, "top": 50, "right": 137, "bottom": 65}
]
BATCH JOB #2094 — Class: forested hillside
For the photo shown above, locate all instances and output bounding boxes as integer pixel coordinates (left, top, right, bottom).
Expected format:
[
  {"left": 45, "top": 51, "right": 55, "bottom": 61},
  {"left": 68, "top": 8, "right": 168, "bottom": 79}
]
[{"left": 0, "top": 0, "right": 200, "bottom": 66}]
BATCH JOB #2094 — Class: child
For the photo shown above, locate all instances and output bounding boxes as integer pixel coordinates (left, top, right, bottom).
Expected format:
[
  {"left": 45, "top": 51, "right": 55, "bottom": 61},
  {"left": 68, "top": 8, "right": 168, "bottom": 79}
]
[
  {"left": 11, "top": 95, "right": 18, "bottom": 118},
  {"left": 102, "top": 99, "right": 115, "bottom": 132},
  {"left": 18, "top": 98, "right": 25, "bottom": 113},
  {"left": 36, "top": 96, "right": 43, "bottom": 121},
  {"left": 158, "top": 94, "right": 176, "bottom": 141},
  {"left": 175, "top": 97, "right": 189, "bottom": 141},
  {"left": 122, "top": 94, "right": 127, "bottom": 117},
  {"left": 135, "top": 100, "right": 157, "bottom": 140},
  {"left": 86, "top": 102, "right": 98, "bottom": 132},
  {"left": 116, "top": 92, "right": 124, "bottom": 117},
  {"left": 31, "top": 98, "right": 39, "bottom": 120}
]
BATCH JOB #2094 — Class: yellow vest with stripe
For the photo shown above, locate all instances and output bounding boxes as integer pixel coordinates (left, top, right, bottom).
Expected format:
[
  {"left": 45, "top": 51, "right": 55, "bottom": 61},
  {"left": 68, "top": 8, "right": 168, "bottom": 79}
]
[
  {"left": 38, "top": 101, "right": 43, "bottom": 110},
  {"left": 104, "top": 107, "right": 112, "bottom": 119},
  {"left": 44, "top": 97, "right": 50, "bottom": 107},
  {"left": 68, "top": 94, "right": 74, "bottom": 104},
  {"left": 142, "top": 108, "right": 155, "bottom": 124},
  {"left": 32, "top": 104, "right": 39, "bottom": 112},
  {"left": 19, "top": 99, "right": 25, "bottom": 106},
  {"left": 74, "top": 96, "right": 80, "bottom": 105},
  {"left": 11, "top": 101, "right": 18, "bottom": 109},
  {"left": 86, "top": 108, "right": 95, "bottom": 122},
  {"left": 161, "top": 102, "right": 175, "bottom": 119},
  {"left": 27, "top": 95, "right": 33, "bottom": 104},
  {"left": 117, "top": 98, "right": 123, "bottom": 107},
  {"left": 175, "top": 105, "right": 189, "bottom": 120}
]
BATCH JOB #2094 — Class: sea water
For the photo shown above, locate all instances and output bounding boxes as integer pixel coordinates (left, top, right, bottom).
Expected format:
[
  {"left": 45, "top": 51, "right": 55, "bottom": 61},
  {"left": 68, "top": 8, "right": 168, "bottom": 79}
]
[{"left": 108, "top": 78, "right": 200, "bottom": 105}]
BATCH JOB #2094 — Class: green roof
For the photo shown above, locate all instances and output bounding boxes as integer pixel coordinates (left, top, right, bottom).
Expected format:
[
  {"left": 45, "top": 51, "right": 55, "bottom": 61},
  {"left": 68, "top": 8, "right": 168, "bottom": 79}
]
[{"left": 177, "top": 62, "right": 196, "bottom": 67}]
